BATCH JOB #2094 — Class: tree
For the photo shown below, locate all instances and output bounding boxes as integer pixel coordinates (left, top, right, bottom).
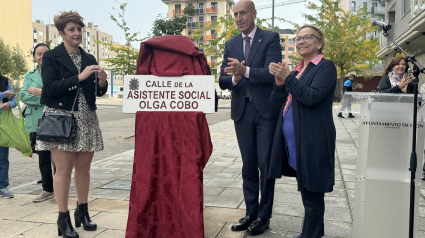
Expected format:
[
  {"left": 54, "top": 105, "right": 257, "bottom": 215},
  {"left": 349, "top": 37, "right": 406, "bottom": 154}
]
[
  {"left": 0, "top": 37, "right": 29, "bottom": 93},
  {"left": 151, "top": 6, "right": 195, "bottom": 37},
  {"left": 96, "top": 1, "right": 146, "bottom": 76},
  {"left": 293, "top": 0, "right": 381, "bottom": 100}
]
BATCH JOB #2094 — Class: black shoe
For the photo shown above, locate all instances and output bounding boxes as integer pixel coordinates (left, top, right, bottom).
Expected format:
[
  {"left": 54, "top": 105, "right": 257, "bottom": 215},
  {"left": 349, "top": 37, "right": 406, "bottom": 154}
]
[
  {"left": 290, "top": 234, "right": 301, "bottom": 238},
  {"left": 247, "top": 217, "right": 270, "bottom": 236},
  {"left": 74, "top": 202, "right": 97, "bottom": 231},
  {"left": 37, "top": 179, "right": 42, "bottom": 184},
  {"left": 231, "top": 215, "right": 257, "bottom": 231},
  {"left": 57, "top": 211, "right": 79, "bottom": 238},
  {"left": 337, "top": 113, "right": 344, "bottom": 118},
  {"left": 348, "top": 113, "right": 355, "bottom": 118}
]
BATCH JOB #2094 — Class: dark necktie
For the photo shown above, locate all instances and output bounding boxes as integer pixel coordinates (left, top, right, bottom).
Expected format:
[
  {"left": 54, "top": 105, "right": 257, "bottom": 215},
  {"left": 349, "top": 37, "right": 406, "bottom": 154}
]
[{"left": 244, "top": 36, "right": 251, "bottom": 99}]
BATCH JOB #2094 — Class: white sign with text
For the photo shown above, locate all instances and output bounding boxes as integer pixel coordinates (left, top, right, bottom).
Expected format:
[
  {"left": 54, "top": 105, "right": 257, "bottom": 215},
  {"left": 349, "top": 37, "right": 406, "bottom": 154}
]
[{"left": 123, "top": 75, "right": 216, "bottom": 114}]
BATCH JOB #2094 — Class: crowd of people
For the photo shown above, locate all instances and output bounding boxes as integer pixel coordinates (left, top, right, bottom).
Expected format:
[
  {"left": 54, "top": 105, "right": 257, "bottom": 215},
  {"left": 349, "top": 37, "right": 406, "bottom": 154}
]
[{"left": 0, "top": 0, "right": 417, "bottom": 237}]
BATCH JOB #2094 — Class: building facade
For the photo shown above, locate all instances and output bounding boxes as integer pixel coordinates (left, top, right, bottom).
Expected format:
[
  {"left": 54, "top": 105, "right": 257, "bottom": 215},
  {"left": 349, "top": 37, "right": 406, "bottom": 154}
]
[
  {"left": 376, "top": 0, "right": 425, "bottom": 85},
  {"left": 0, "top": 0, "right": 33, "bottom": 70},
  {"left": 162, "top": 0, "right": 235, "bottom": 75},
  {"left": 277, "top": 29, "right": 297, "bottom": 70}
]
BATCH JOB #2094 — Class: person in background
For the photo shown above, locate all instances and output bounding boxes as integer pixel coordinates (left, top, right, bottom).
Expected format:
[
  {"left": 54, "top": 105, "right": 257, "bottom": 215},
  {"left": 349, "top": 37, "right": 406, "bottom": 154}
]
[
  {"left": 35, "top": 10, "right": 108, "bottom": 238},
  {"left": 268, "top": 24, "right": 337, "bottom": 238},
  {"left": 0, "top": 74, "right": 17, "bottom": 199},
  {"left": 20, "top": 43, "right": 54, "bottom": 203},
  {"left": 378, "top": 56, "right": 413, "bottom": 94},
  {"left": 337, "top": 74, "right": 356, "bottom": 118}
]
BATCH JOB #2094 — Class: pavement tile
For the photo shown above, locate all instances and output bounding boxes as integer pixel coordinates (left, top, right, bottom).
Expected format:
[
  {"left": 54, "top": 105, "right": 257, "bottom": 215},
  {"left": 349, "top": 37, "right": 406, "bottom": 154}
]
[
  {"left": 93, "top": 229, "right": 126, "bottom": 237},
  {"left": 15, "top": 223, "right": 105, "bottom": 238},
  {"left": 0, "top": 204, "right": 44, "bottom": 221},
  {"left": 0, "top": 220, "right": 41, "bottom": 238},
  {"left": 88, "top": 189, "right": 130, "bottom": 200},
  {"left": 324, "top": 220, "right": 352, "bottom": 238},
  {"left": 204, "top": 178, "right": 243, "bottom": 188},
  {"left": 204, "top": 195, "right": 243, "bottom": 208},
  {"left": 88, "top": 199, "right": 129, "bottom": 214},
  {"left": 219, "top": 187, "right": 244, "bottom": 198},
  {"left": 203, "top": 207, "right": 246, "bottom": 223},
  {"left": 204, "top": 220, "right": 226, "bottom": 238},
  {"left": 270, "top": 214, "right": 303, "bottom": 232},
  {"left": 204, "top": 186, "right": 226, "bottom": 196},
  {"left": 91, "top": 212, "right": 128, "bottom": 230}
]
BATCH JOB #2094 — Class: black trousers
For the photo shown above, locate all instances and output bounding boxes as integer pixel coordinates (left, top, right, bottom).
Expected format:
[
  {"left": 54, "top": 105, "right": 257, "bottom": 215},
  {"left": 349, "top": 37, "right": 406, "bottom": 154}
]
[
  {"left": 234, "top": 102, "right": 277, "bottom": 219},
  {"left": 37, "top": 150, "right": 54, "bottom": 193},
  {"left": 300, "top": 188, "right": 325, "bottom": 238}
]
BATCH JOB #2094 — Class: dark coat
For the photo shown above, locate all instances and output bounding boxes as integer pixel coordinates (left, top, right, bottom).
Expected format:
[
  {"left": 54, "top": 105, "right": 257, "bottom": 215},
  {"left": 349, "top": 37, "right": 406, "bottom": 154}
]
[
  {"left": 378, "top": 74, "right": 414, "bottom": 94},
  {"left": 218, "top": 27, "right": 282, "bottom": 121},
  {"left": 268, "top": 59, "right": 337, "bottom": 193},
  {"left": 40, "top": 43, "right": 108, "bottom": 111}
]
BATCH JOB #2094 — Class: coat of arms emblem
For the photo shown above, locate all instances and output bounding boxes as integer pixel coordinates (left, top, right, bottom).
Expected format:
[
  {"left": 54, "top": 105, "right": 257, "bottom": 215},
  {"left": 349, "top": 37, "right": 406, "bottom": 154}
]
[{"left": 129, "top": 78, "right": 139, "bottom": 90}]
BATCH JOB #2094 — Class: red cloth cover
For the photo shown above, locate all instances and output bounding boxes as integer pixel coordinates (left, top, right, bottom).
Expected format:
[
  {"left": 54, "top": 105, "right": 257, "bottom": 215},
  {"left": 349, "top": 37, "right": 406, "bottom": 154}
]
[
  {"left": 126, "top": 112, "right": 212, "bottom": 238},
  {"left": 126, "top": 35, "right": 214, "bottom": 238}
]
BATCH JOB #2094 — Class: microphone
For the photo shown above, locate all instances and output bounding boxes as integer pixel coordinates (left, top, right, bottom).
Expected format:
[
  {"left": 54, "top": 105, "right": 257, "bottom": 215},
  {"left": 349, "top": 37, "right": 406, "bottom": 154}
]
[{"left": 371, "top": 18, "right": 392, "bottom": 31}]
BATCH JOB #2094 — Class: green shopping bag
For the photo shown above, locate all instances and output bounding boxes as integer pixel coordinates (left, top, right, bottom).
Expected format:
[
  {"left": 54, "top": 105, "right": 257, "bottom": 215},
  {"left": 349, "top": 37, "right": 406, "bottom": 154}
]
[{"left": 0, "top": 96, "right": 32, "bottom": 156}]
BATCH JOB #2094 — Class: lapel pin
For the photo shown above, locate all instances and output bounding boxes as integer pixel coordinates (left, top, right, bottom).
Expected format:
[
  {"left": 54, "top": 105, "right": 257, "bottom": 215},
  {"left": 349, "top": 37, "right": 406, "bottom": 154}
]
[{"left": 259, "top": 39, "right": 262, "bottom": 42}]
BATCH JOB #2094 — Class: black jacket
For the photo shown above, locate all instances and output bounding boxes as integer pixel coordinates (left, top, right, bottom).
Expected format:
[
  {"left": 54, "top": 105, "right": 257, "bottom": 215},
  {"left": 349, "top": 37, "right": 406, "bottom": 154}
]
[
  {"left": 378, "top": 74, "right": 414, "bottom": 94},
  {"left": 40, "top": 43, "right": 108, "bottom": 111},
  {"left": 0, "top": 74, "right": 9, "bottom": 103},
  {"left": 268, "top": 59, "right": 337, "bottom": 193}
]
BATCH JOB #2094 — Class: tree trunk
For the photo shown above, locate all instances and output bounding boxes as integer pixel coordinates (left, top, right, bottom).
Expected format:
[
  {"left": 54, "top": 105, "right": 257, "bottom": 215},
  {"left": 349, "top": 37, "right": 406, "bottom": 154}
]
[{"left": 334, "top": 65, "right": 345, "bottom": 102}]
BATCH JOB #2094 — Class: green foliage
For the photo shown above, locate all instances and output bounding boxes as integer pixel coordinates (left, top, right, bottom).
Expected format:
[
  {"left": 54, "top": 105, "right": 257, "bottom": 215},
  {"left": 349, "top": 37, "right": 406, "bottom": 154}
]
[
  {"left": 152, "top": 6, "right": 197, "bottom": 37},
  {"left": 0, "top": 37, "right": 29, "bottom": 93},
  {"left": 302, "top": 0, "right": 381, "bottom": 79},
  {"left": 96, "top": 0, "right": 146, "bottom": 75}
]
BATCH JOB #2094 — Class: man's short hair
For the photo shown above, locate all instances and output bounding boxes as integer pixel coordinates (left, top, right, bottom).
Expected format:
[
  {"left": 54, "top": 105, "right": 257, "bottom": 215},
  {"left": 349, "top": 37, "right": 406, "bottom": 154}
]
[{"left": 349, "top": 74, "right": 355, "bottom": 78}]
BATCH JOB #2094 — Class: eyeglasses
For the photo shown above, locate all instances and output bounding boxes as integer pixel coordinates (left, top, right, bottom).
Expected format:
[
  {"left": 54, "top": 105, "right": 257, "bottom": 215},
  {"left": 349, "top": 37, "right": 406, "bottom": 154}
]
[{"left": 294, "top": 34, "right": 320, "bottom": 43}]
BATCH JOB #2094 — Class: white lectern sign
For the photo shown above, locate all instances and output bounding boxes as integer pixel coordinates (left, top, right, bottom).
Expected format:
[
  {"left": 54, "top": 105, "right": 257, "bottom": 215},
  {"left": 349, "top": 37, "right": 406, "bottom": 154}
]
[{"left": 123, "top": 75, "right": 215, "bottom": 114}]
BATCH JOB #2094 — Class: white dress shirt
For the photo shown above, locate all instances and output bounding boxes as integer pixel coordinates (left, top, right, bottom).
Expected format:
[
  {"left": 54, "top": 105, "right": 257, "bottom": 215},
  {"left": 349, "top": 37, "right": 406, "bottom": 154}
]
[{"left": 232, "top": 26, "right": 257, "bottom": 86}]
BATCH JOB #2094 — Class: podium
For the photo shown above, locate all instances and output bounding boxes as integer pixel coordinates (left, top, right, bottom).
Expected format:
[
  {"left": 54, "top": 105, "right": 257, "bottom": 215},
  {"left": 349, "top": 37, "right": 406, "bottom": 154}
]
[{"left": 341, "top": 92, "right": 425, "bottom": 237}]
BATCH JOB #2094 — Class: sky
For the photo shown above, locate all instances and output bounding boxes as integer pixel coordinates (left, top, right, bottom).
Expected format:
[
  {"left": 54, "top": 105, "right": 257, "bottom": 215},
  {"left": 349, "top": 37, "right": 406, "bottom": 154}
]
[{"left": 32, "top": 0, "right": 319, "bottom": 47}]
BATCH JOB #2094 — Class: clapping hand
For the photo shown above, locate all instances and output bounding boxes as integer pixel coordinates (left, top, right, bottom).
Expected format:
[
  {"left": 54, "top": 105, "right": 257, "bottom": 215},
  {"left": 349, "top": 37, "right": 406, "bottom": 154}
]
[
  {"left": 224, "top": 58, "right": 246, "bottom": 83},
  {"left": 269, "top": 60, "right": 290, "bottom": 86},
  {"left": 97, "top": 68, "right": 107, "bottom": 87},
  {"left": 399, "top": 74, "right": 413, "bottom": 93},
  {"left": 78, "top": 65, "right": 102, "bottom": 82}
]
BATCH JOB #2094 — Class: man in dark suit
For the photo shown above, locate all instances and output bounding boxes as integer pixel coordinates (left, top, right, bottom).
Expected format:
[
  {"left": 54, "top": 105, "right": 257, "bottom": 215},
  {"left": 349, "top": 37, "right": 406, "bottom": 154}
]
[{"left": 219, "top": 0, "right": 282, "bottom": 235}]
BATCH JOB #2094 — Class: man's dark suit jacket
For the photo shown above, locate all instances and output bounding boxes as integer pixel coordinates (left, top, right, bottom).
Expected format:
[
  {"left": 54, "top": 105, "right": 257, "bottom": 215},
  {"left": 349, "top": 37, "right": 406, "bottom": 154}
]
[
  {"left": 219, "top": 27, "right": 282, "bottom": 121},
  {"left": 40, "top": 43, "right": 108, "bottom": 111}
]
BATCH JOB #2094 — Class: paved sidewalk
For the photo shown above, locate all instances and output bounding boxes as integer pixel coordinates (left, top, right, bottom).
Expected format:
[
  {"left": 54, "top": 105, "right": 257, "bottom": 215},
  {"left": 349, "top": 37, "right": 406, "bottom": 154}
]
[{"left": 3, "top": 105, "right": 425, "bottom": 237}]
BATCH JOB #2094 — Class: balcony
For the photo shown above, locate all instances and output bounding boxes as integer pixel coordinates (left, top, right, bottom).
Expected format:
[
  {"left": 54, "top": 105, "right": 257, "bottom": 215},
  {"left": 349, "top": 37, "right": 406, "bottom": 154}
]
[
  {"left": 206, "top": 35, "right": 218, "bottom": 40},
  {"left": 208, "top": 62, "right": 218, "bottom": 66},
  {"left": 227, "top": 9, "right": 230, "bottom": 13},
  {"left": 378, "top": 23, "right": 395, "bottom": 49},
  {"left": 206, "top": 7, "right": 218, "bottom": 13},
  {"left": 187, "top": 22, "right": 204, "bottom": 28},
  {"left": 412, "top": 0, "right": 425, "bottom": 19},
  {"left": 195, "top": 8, "right": 204, "bottom": 14},
  {"left": 173, "top": 9, "right": 183, "bottom": 14},
  {"left": 371, "top": 6, "right": 385, "bottom": 15}
]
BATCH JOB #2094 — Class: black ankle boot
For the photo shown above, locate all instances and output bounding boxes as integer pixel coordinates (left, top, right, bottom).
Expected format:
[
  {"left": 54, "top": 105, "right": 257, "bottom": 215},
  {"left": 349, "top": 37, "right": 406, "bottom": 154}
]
[
  {"left": 57, "top": 211, "right": 79, "bottom": 238},
  {"left": 337, "top": 112, "right": 344, "bottom": 118},
  {"left": 74, "top": 202, "right": 97, "bottom": 231}
]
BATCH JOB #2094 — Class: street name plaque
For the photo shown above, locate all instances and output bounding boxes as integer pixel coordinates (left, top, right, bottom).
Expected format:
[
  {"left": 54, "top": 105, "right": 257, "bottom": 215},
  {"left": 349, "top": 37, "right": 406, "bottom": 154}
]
[{"left": 123, "top": 75, "right": 215, "bottom": 114}]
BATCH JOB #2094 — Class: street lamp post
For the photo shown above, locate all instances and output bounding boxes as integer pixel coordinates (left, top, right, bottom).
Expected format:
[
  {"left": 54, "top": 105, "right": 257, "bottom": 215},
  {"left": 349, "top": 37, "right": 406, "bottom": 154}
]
[{"left": 272, "top": 0, "right": 275, "bottom": 31}]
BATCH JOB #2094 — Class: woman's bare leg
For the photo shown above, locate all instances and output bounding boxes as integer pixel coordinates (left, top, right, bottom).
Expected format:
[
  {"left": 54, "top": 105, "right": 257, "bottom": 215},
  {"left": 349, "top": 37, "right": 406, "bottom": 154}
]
[
  {"left": 73, "top": 152, "right": 94, "bottom": 204},
  {"left": 50, "top": 148, "right": 75, "bottom": 212}
]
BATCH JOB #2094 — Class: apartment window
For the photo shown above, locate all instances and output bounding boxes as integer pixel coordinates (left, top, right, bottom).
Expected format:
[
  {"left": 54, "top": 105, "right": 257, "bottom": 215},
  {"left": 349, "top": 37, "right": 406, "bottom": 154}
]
[
  {"left": 288, "top": 57, "right": 293, "bottom": 62},
  {"left": 381, "top": 3, "right": 385, "bottom": 7},
  {"left": 188, "top": 17, "right": 193, "bottom": 22},
  {"left": 92, "top": 51, "right": 95, "bottom": 55},
  {"left": 199, "top": 16, "right": 204, "bottom": 22},
  {"left": 363, "top": 2, "right": 367, "bottom": 8},
  {"left": 51, "top": 43, "right": 56, "bottom": 47},
  {"left": 33, "top": 28, "right": 37, "bottom": 33},
  {"left": 188, "top": 3, "right": 193, "bottom": 6},
  {"left": 92, "top": 43, "right": 95, "bottom": 46},
  {"left": 39, "top": 40, "right": 44, "bottom": 43},
  {"left": 211, "top": 29, "right": 216, "bottom": 35},
  {"left": 280, "top": 39, "right": 286, "bottom": 44},
  {"left": 403, "top": 0, "right": 411, "bottom": 14},
  {"left": 288, "top": 47, "right": 294, "bottom": 53},
  {"left": 101, "top": 44, "right": 104, "bottom": 49},
  {"left": 51, "top": 34, "right": 55, "bottom": 38},
  {"left": 39, "top": 31, "right": 44, "bottom": 36},
  {"left": 101, "top": 37, "right": 104, "bottom": 41},
  {"left": 211, "top": 2, "right": 218, "bottom": 7},
  {"left": 211, "top": 56, "right": 217, "bottom": 62},
  {"left": 33, "top": 39, "right": 37, "bottom": 43},
  {"left": 105, "top": 37, "right": 108, "bottom": 42},
  {"left": 211, "top": 69, "right": 217, "bottom": 75},
  {"left": 288, "top": 64, "right": 293, "bottom": 70},
  {"left": 102, "top": 53, "right": 104, "bottom": 56},
  {"left": 199, "top": 3, "right": 204, "bottom": 8},
  {"left": 288, "top": 39, "right": 294, "bottom": 45},
  {"left": 211, "top": 16, "right": 217, "bottom": 22},
  {"left": 351, "top": 1, "right": 356, "bottom": 11},
  {"left": 92, "top": 35, "right": 95, "bottom": 39},
  {"left": 199, "top": 43, "right": 204, "bottom": 48}
]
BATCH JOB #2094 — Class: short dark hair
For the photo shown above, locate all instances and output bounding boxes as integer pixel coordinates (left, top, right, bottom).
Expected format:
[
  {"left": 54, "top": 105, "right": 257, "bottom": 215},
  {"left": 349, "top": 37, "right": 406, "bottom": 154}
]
[
  {"left": 33, "top": 43, "right": 50, "bottom": 57},
  {"left": 297, "top": 24, "right": 325, "bottom": 54},
  {"left": 53, "top": 10, "right": 85, "bottom": 33},
  {"left": 384, "top": 56, "right": 409, "bottom": 75},
  {"left": 349, "top": 74, "right": 355, "bottom": 78}
]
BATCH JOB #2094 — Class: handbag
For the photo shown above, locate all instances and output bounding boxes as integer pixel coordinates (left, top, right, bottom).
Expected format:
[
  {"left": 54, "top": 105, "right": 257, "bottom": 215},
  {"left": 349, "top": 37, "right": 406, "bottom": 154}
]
[{"left": 36, "top": 90, "right": 79, "bottom": 143}]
